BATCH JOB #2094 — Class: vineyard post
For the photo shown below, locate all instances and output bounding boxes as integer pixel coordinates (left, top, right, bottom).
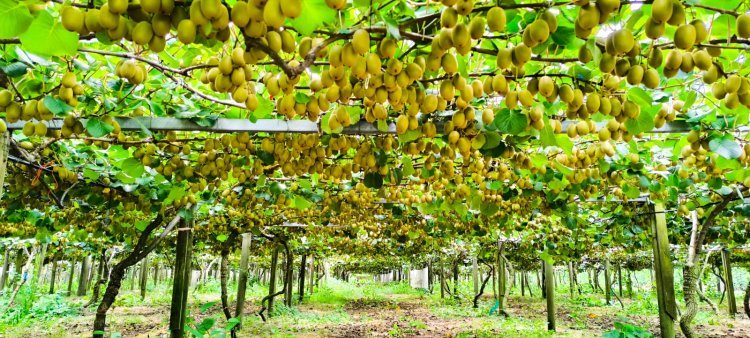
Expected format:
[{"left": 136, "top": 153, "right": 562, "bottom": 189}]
[
  {"left": 308, "top": 255, "right": 314, "bottom": 295},
  {"left": 76, "top": 256, "right": 90, "bottom": 296},
  {"left": 722, "top": 248, "right": 737, "bottom": 317},
  {"left": 497, "top": 242, "right": 506, "bottom": 315},
  {"left": 66, "top": 260, "right": 75, "bottom": 296},
  {"left": 140, "top": 254, "right": 149, "bottom": 300},
  {"left": 169, "top": 213, "right": 194, "bottom": 338},
  {"left": 604, "top": 259, "right": 611, "bottom": 305},
  {"left": 268, "top": 244, "right": 280, "bottom": 316},
  {"left": 651, "top": 202, "right": 677, "bottom": 338},
  {"left": 544, "top": 260, "right": 555, "bottom": 331},
  {"left": 298, "top": 252, "right": 307, "bottom": 303},
  {"left": 0, "top": 248, "right": 9, "bottom": 291},
  {"left": 235, "top": 233, "right": 251, "bottom": 329},
  {"left": 568, "top": 262, "right": 575, "bottom": 298},
  {"left": 32, "top": 243, "right": 47, "bottom": 288},
  {"left": 472, "top": 257, "right": 478, "bottom": 295},
  {"left": 617, "top": 264, "right": 623, "bottom": 297},
  {"left": 49, "top": 258, "right": 57, "bottom": 294}
]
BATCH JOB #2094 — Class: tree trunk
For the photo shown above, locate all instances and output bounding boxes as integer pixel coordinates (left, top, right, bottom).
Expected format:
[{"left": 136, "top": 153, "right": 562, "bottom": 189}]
[
  {"left": 93, "top": 213, "right": 180, "bottom": 338},
  {"left": 604, "top": 260, "right": 611, "bottom": 305},
  {"left": 680, "top": 265, "right": 698, "bottom": 338},
  {"left": 86, "top": 249, "right": 108, "bottom": 307},
  {"left": 169, "top": 215, "right": 194, "bottom": 338},
  {"left": 743, "top": 282, "right": 750, "bottom": 319},
  {"left": 220, "top": 244, "right": 232, "bottom": 320},
  {"left": 544, "top": 260, "right": 555, "bottom": 331},
  {"left": 723, "top": 249, "right": 737, "bottom": 317},
  {"left": 284, "top": 248, "right": 293, "bottom": 307},
  {"left": 452, "top": 259, "right": 459, "bottom": 301},
  {"left": 267, "top": 245, "right": 279, "bottom": 316}
]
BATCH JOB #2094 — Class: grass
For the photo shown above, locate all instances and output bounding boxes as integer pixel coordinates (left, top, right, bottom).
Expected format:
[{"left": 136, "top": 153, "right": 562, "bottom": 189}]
[{"left": 0, "top": 268, "right": 747, "bottom": 337}]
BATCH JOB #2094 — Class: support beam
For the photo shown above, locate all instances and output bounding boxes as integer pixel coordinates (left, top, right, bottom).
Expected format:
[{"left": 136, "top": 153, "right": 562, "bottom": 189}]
[
  {"left": 4, "top": 117, "right": 692, "bottom": 135},
  {"left": 544, "top": 260, "right": 555, "bottom": 331},
  {"left": 651, "top": 203, "right": 677, "bottom": 338},
  {"left": 169, "top": 215, "right": 194, "bottom": 338},
  {"left": 722, "top": 249, "right": 737, "bottom": 317},
  {"left": 235, "top": 233, "right": 252, "bottom": 329}
]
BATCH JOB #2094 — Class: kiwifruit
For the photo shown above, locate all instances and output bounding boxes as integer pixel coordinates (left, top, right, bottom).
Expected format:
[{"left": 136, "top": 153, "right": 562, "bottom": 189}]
[
  {"left": 108, "top": 0, "right": 128, "bottom": 14},
  {"left": 578, "top": 45, "right": 593, "bottom": 63},
  {"left": 702, "top": 65, "right": 719, "bottom": 84},
  {"left": 132, "top": 21, "right": 154, "bottom": 45},
  {"left": 540, "top": 10, "right": 558, "bottom": 32},
  {"left": 645, "top": 18, "right": 665, "bottom": 39},
  {"left": 177, "top": 20, "right": 196, "bottom": 44},
  {"left": 679, "top": 52, "right": 694, "bottom": 73},
  {"left": 612, "top": 29, "right": 634, "bottom": 54},
  {"left": 527, "top": 20, "right": 550, "bottom": 45},
  {"left": 98, "top": 4, "right": 120, "bottom": 30},
  {"left": 615, "top": 58, "right": 630, "bottom": 77},
  {"left": 726, "top": 75, "right": 741, "bottom": 93},
  {"left": 496, "top": 48, "right": 512, "bottom": 69},
  {"left": 352, "top": 29, "right": 370, "bottom": 55},
  {"left": 711, "top": 82, "right": 726, "bottom": 99},
  {"left": 651, "top": 0, "right": 673, "bottom": 24},
  {"left": 627, "top": 65, "right": 644, "bottom": 85},
  {"left": 61, "top": 6, "right": 85, "bottom": 32},
  {"left": 643, "top": 68, "right": 660, "bottom": 88},
  {"left": 486, "top": 7, "right": 506, "bottom": 32},
  {"left": 231, "top": 1, "right": 251, "bottom": 27},
  {"left": 441, "top": 7, "right": 458, "bottom": 28},
  {"left": 538, "top": 76, "right": 555, "bottom": 97},
  {"left": 468, "top": 16, "right": 485, "bottom": 40},
  {"left": 664, "top": 50, "right": 682, "bottom": 69},
  {"left": 512, "top": 44, "right": 531, "bottom": 66},
  {"left": 599, "top": 53, "right": 616, "bottom": 73},
  {"left": 674, "top": 24, "right": 696, "bottom": 50},
  {"left": 692, "top": 50, "right": 712, "bottom": 70},
  {"left": 596, "top": 0, "right": 620, "bottom": 14},
  {"left": 577, "top": 4, "right": 600, "bottom": 30},
  {"left": 280, "top": 0, "right": 301, "bottom": 18},
  {"left": 690, "top": 20, "right": 708, "bottom": 43},
  {"left": 738, "top": 13, "right": 750, "bottom": 38},
  {"left": 263, "top": 0, "right": 284, "bottom": 29},
  {"left": 141, "top": 0, "right": 161, "bottom": 14},
  {"left": 648, "top": 47, "right": 663, "bottom": 68},
  {"left": 667, "top": 1, "right": 685, "bottom": 26}
]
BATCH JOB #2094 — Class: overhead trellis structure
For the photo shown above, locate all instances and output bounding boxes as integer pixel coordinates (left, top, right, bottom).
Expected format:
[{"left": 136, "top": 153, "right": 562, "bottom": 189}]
[
  {"left": 2, "top": 0, "right": 750, "bottom": 338},
  {"left": 5, "top": 117, "right": 695, "bottom": 135}
]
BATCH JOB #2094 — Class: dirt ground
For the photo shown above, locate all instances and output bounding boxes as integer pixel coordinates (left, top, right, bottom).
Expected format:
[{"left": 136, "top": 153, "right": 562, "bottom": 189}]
[{"left": 22, "top": 292, "right": 750, "bottom": 338}]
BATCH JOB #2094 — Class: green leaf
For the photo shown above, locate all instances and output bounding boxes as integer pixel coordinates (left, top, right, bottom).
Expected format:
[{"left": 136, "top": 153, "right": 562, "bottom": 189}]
[
  {"left": 1, "top": 62, "right": 28, "bottom": 77},
  {"left": 627, "top": 87, "right": 653, "bottom": 107},
  {"left": 85, "top": 118, "right": 115, "bottom": 137},
  {"left": 19, "top": 11, "right": 78, "bottom": 57},
  {"left": 381, "top": 14, "right": 401, "bottom": 39},
  {"left": 216, "top": 234, "right": 228, "bottom": 242},
  {"left": 401, "top": 156, "right": 414, "bottom": 177},
  {"left": 43, "top": 96, "right": 74, "bottom": 115},
  {"left": 134, "top": 220, "right": 149, "bottom": 232},
  {"left": 288, "top": 0, "right": 336, "bottom": 35},
  {"left": 294, "top": 92, "right": 311, "bottom": 104},
  {"left": 398, "top": 129, "right": 421, "bottom": 143},
  {"left": 624, "top": 108, "right": 656, "bottom": 135},
  {"left": 540, "top": 118, "right": 557, "bottom": 147},
  {"left": 164, "top": 186, "right": 187, "bottom": 205},
  {"left": 121, "top": 158, "right": 145, "bottom": 178},
  {"left": 364, "top": 172, "right": 383, "bottom": 188},
  {"left": 709, "top": 136, "right": 743, "bottom": 159},
  {"left": 0, "top": 0, "right": 33, "bottom": 39},
  {"left": 493, "top": 109, "right": 528, "bottom": 135},
  {"left": 292, "top": 195, "right": 312, "bottom": 210},
  {"left": 555, "top": 134, "right": 574, "bottom": 156}
]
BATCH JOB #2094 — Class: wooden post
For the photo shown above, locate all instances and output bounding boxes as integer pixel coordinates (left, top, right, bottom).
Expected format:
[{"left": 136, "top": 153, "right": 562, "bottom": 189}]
[
  {"left": 722, "top": 249, "right": 737, "bottom": 317},
  {"left": 568, "top": 262, "right": 575, "bottom": 298},
  {"left": 308, "top": 255, "right": 314, "bottom": 295},
  {"left": 140, "top": 255, "right": 149, "bottom": 300},
  {"left": 67, "top": 261, "right": 76, "bottom": 296},
  {"left": 604, "top": 260, "right": 611, "bottom": 305},
  {"left": 0, "top": 248, "right": 9, "bottom": 291},
  {"left": 235, "top": 233, "right": 252, "bottom": 328},
  {"left": 284, "top": 249, "right": 293, "bottom": 307},
  {"left": 651, "top": 203, "right": 677, "bottom": 338},
  {"left": 439, "top": 258, "right": 445, "bottom": 299},
  {"left": 267, "top": 245, "right": 279, "bottom": 316},
  {"left": 617, "top": 265, "right": 623, "bottom": 297},
  {"left": 627, "top": 269, "right": 633, "bottom": 297},
  {"left": 541, "top": 262, "right": 546, "bottom": 299},
  {"left": 452, "top": 259, "right": 459, "bottom": 300},
  {"left": 521, "top": 271, "right": 525, "bottom": 296},
  {"left": 169, "top": 215, "right": 194, "bottom": 338},
  {"left": 544, "top": 260, "right": 555, "bottom": 331},
  {"left": 498, "top": 245, "right": 506, "bottom": 314},
  {"left": 77, "top": 256, "right": 90, "bottom": 296},
  {"left": 49, "top": 258, "right": 58, "bottom": 294},
  {"left": 472, "top": 257, "right": 478, "bottom": 295},
  {"left": 298, "top": 253, "right": 307, "bottom": 303}
]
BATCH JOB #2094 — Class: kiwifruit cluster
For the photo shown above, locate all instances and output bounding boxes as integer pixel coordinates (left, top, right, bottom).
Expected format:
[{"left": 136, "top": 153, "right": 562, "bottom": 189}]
[
  {"left": 115, "top": 59, "right": 149, "bottom": 85},
  {"left": 198, "top": 48, "right": 258, "bottom": 110}
]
